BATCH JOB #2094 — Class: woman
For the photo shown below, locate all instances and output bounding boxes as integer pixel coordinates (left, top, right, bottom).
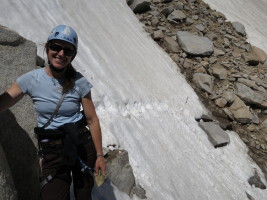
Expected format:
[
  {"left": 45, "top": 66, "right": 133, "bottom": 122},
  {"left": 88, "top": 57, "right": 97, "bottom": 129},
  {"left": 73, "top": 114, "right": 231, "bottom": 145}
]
[{"left": 0, "top": 25, "right": 106, "bottom": 200}]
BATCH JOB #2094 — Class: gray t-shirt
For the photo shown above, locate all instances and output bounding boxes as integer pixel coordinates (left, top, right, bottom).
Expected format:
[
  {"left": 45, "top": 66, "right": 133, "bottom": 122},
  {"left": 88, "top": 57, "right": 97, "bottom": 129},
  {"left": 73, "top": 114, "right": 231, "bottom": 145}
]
[{"left": 16, "top": 68, "right": 92, "bottom": 129}]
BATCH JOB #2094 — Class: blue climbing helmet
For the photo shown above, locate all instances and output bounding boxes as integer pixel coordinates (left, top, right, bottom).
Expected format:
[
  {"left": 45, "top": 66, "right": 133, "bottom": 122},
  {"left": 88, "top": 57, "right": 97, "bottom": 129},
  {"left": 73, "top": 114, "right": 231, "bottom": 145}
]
[{"left": 47, "top": 25, "right": 78, "bottom": 49}]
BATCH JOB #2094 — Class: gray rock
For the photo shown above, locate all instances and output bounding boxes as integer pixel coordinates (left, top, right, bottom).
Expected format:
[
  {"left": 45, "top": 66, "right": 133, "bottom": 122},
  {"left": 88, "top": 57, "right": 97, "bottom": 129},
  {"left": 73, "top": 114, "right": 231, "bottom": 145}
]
[
  {"left": 151, "top": 16, "right": 160, "bottom": 26},
  {"left": 195, "top": 114, "right": 214, "bottom": 122},
  {"left": 223, "top": 38, "right": 230, "bottom": 47},
  {"left": 186, "top": 18, "right": 194, "bottom": 25},
  {"left": 222, "top": 91, "right": 235, "bottom": 104},
  {"left": 199, "top": 121, "right": 230, "bottom": 148},
  {"left": 0, "top": 144, "right": 17, "bottom": 200},
  {"left": 209, "top": 57, "right": 218, "bottom": 64},
  {"left": 215, "top": 97, "right": 227, "bottom": 108},
  {"left": 106, "top": 150, "right": 144, "bottom": 197},
  {"left": 176, "top": 2, "right": 184, "bottom": 10},
  {"left": 211, "top": 64, "right": 228, "bottom": 80},
  {"left": 0, "top": 26, "right": 39, "bottom": 200},
  {"left": 251, "top": 112, "right": 260, "bottom": 124},
  {"left": 131, "top": 185, "right": 147, "bottom": 199},
  {"left": 242, "top": 53, "right": 259, "bottom": 66},
  {"left": 170, "top": 54, "right": 180, "bottom": 63},
  {"left": 214, "top": 48, "right": 225, "bottom": 56},
  {"left": 195, "top": 24, "right": 205, "bottom": 32},
  {"left": 250, "top": 76, "right": 267, "bottom": 90},
  {"left": 167, "top": 10, "right": 186, "bottom": 23},
  {"left": 213, "top": 112, "right": 233, "bottom": 130},
  {"left": 260, "top": 119, "right": 267, "bottom": 133},
  {"left": 236, "top": 83, "right": 267, "bottom": 108},
  {"left": 153, "top": 30, "right": 164, "bottom": 40},
  {"left": 0, "top": 26, "right": 25, "bottom": 46},
  {"left": 176, "top": 31, "right": 214, "bottom": 56},
  {"left": 223, "top": 108, "right": 234, "bottom": 121},
  {"left": 232, "top": 21, "right": 246, "bottom": 36},
  {"left": 228, "top": 95, "right": 252, "bottom": 124},
  {"left": 163, "top": 36, "right": 180, "bottom": 52},
  {"left": 251, "top": 46, "right": 267, "bottom": 63},
  {"left": 193, "top": 73, "right": 214, "bottom": 94},
  {"left": 248, "top": 173, "right": 266, "bottom": 189},
  {"left": 192, "top": 15, "right": 199, "bottom": 20},
  {"left": 206, "top": 32, "right": 217, "bottom": 41},
  {"left": 183, "top": 58, "right": 194, "bottom": 69},
  {"left": 161, "top": 6, "right": 174, "bottom": 16},
  {"left": 237, "top": 78, "right": 258, "bottom": 90},
  {"left": 130, "top": 0, "right": 151, "bottom": 13}
]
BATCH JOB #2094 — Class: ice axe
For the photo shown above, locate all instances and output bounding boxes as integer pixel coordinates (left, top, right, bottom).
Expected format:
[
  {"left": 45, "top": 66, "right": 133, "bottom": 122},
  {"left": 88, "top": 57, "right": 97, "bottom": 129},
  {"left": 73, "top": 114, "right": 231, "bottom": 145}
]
[{"left": 78, "top": 156, "right": 106, "bottom": 187}]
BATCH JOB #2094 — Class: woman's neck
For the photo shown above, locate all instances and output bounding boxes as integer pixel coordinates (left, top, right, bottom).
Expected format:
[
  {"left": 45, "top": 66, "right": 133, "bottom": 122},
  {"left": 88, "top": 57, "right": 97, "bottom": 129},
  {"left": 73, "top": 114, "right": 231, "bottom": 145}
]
[{"left": 45, "top": 65, "right": 66, "bottom": 79}]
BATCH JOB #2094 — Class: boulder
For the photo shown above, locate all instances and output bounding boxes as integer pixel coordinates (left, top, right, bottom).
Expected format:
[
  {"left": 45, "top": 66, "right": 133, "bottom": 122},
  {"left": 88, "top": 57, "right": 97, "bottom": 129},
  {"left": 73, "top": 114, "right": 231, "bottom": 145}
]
[
  {"left": 199, "top": 121, "right": 230, "bottom": 148},
  {"left": 248, "top": 172, "right": 266, "bottom": 189},
  {"left": 211, "top": 64, "right": 228, "bottom": 80},
  {"left": 232, "top": 21, "right": 246, "bottom": 36},
  {"left": 222, "top": 91, "right": 235, "bottom": 104},
  {"left": 251, "top": 46, "right": 267, "bottom": 63},
  {"left": 0, "top": 26, "right": 25, "bottom": 46},
  {"left": 163, "top": 36, "right": 180, "bottom": 52},
  {"left": 0, "top": 26, "right": 39, "bottom": 199},
  {"left": 193, "top": 73, "right": 214, "bottom": 94},
  {"left": 251, "top": 112, "right": 260, "bottom": 125},
  {"left": 206, "top": 32, "right": 218, "bottom": 41},
  {"left": 235, "top": 83, "right": 267, "bottom": 108},
  {"left": 153, "top": 30, "right": 164, "bottom": 40},
  {"left": 242, "top": 53, "right": 260, "bottom": 66},
  {"left": 215, "top": 97, "right": 227, "bottom": 108},
  {"left": 130, "top": 0, "right": 151, "bottom": 13},
  {"left": 176, "top": 31, "right": 214, "bottom": 56},
  {"left": 228, "top": 95, "right": 252, "bottom": 124},
  {"left": 195, "top": 24, "right": 205, "bottom": 32},
  {"left": 214, "top": 48, "right": 225, "bottom": 56},
  {"left": 161, "top": 6, "right": 174, "bottom": 16},
  {"left": 237, "top": 78, "right": 258, "bottom": 90},
  {"left": 250, "top": 76, "right": 267, "bottom": 90},
  {"left": 106, "top": 149, "right": 146, "bottom": 198},
  {"left": 167, "top": 10, "right": 186, "bottom": 23},
  {"left": 151, "top": 16, "right": 160, "bottom": 26}
]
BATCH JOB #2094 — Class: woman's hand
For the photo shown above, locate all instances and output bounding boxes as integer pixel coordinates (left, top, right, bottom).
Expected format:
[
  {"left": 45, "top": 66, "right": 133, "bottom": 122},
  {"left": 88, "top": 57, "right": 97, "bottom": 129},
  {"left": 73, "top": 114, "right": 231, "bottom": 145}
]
[{"left": 95, "top": 156, "right": 107, "bottom": 175}]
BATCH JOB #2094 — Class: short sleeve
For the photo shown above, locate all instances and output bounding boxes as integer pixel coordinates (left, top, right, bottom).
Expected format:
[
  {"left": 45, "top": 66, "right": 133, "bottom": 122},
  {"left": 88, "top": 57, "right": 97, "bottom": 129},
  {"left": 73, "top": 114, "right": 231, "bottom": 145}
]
[
  {"left": 75, "top": 72, "right": 93, "bottom": 97},
  {"left": 16, "top": 71, "right": 33, "bottom": 94}
]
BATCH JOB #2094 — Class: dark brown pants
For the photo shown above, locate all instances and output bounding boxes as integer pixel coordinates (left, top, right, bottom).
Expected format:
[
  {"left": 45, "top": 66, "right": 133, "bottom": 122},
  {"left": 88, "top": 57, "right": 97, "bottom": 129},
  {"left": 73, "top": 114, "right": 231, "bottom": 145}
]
[{"left": 40, "top": 130, "right": 96, "bottom": 200}]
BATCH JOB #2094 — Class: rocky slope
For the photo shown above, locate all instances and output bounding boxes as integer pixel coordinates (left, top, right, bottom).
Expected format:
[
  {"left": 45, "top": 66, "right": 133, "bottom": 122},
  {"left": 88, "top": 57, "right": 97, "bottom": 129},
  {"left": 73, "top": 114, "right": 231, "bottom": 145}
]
[{"left": 128, "top": 0, "right": 267, "bottom": 182}]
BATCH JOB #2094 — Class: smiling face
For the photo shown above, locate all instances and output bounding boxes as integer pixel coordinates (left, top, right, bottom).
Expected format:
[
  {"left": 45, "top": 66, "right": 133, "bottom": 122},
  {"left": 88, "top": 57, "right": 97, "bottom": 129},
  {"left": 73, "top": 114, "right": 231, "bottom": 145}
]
[{"left": 47, "top": 40, "right": 76, "bottom": 71}]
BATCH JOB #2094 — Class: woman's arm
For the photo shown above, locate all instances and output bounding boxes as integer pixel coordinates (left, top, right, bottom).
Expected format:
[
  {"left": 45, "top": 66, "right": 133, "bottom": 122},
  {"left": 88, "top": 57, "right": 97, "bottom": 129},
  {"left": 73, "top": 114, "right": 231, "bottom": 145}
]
[
  {"left": 0, "top": 82, "right": 24, "bottom": 112},
  {"left": 81, "top": 91, "right": 106, "bottom": 174}
]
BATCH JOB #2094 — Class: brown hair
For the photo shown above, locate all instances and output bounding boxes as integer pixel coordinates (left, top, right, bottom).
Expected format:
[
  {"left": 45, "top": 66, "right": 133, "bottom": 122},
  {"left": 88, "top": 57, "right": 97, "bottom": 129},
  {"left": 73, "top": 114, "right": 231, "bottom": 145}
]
[{"left": 45, "top": 42, "right": 77, "bottom": 94}]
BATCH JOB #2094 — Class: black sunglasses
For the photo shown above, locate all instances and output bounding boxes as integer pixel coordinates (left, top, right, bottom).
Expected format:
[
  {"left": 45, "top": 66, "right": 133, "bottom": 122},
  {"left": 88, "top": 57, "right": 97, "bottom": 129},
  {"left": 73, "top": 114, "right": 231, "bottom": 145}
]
[{"left": 48, "top": 43, "right": 76, "bottom": 56}]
